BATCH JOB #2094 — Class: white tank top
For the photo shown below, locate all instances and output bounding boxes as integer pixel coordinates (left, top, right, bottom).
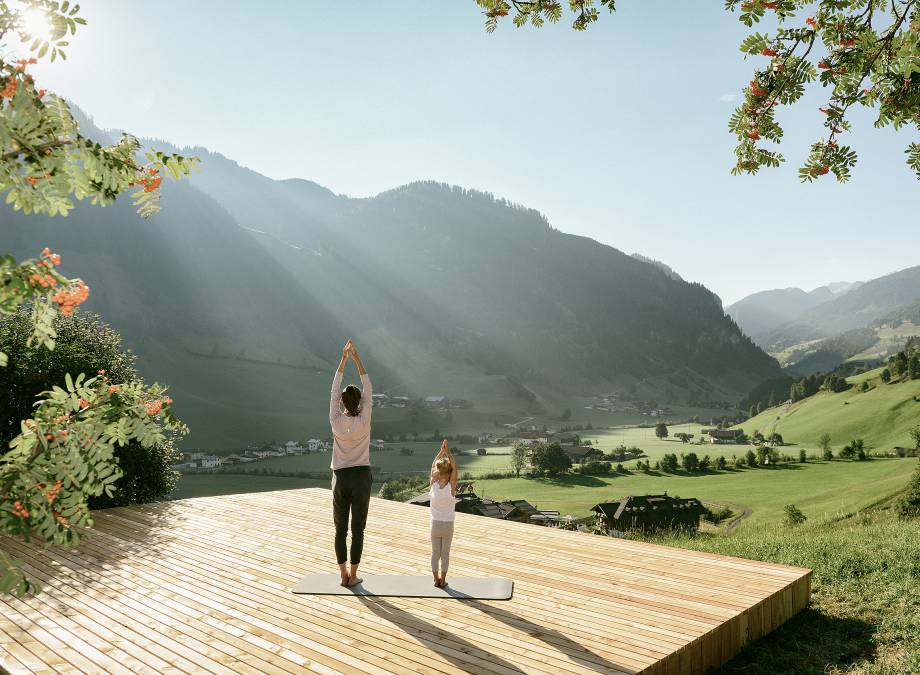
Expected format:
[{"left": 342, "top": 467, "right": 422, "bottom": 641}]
[{"left": 429, "top": 480, "right": 456, "bottom": 522}]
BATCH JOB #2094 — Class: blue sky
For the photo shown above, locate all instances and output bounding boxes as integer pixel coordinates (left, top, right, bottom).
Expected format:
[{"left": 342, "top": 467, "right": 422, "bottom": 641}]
[{"left": 28, "top": 0, "right": 919, "bottom": 304}]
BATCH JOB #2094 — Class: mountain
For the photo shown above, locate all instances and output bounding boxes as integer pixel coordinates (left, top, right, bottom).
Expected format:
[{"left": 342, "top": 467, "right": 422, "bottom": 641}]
[
  {"left": 630, "top": 254, "right": 684, "bottom": 282},
  {"left": 1, "top": 110, "right": 781, "bottom": 447},
  {"left": 762, "top": 267, "right": 920, "bottom": 351},
  {"left": 727, "top": 287, "right": 838, "bottom": 343}
]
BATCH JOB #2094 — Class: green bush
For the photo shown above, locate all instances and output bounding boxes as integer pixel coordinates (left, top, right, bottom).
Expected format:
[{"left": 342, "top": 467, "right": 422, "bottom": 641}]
[
  {"left": 0, "top": 309, "right": 180, "bottom": 507},
  {"left": 897, "top": 460, "right": 920, "bottom": 520},
  {"left": 783, "top": 504, "right": 807, "bottom": 527}
]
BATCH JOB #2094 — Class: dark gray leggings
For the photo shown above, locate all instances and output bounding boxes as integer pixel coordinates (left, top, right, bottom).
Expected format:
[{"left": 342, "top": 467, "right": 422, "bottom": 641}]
[{"left": 332, "top": 465, "right": 373, "bottom": 565}]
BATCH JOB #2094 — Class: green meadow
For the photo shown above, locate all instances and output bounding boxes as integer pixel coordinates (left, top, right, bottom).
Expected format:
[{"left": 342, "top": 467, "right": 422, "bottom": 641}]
[
  {"left": 471, "top": 457, "right": 916, "bottom": 523},
  {"left": 740, "top": 372, "right": 920, "bottom": 451}
]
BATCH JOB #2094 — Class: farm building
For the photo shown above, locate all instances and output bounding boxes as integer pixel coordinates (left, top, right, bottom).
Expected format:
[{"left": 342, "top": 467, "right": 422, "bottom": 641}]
[
  {"left": 592, "top": 494, "right": 706, "bottom": 532},
  {"left": 702, "top": 428, "right": 744, "bottom": 444},
  {"left": 406, "top": 487, "right": 540, "bottom": 524},
  {"left": 562, "top": 445, "right": 604, "bottom": 463}
]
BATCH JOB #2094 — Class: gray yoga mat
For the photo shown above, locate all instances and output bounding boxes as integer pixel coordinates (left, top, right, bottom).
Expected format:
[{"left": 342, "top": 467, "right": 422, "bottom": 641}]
[{"left": 292, "top": 574, "right": 513, "bottom": 600}]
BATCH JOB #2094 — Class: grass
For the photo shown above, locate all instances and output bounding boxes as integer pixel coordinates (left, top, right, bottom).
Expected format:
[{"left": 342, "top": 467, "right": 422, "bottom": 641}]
[
  {"left": 216, "top": 444, "right": 516, "bottom": 478},
  {"left": 648, "top": 508, "right": 920, "bottom": 674},
  {"left": 583, "top": 424, "right": 715, "bottom": 461},
  {"left": 168, "top": 474, "right": 338, "bottom": 500},
  {"left": 740, "top": 375, "right": 920, "bottom": 451},
  {"left": 471, "top": 457, "right": 916, "bottom": 523}
]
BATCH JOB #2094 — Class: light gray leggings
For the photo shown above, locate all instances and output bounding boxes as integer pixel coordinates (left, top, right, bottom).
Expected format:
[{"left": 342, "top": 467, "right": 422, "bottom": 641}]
[{"left": 430, "top": 520, "right": 454, "bottom": 575}]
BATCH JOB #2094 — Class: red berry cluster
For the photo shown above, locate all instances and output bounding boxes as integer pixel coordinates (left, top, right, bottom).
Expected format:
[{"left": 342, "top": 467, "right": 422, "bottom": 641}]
[
  {"left": 12, "top": 501, "right": 29, "bottom": 518},
  {"left": 130, "top": 168, "right": 163, "bottom": 193},
  {"left": 52, "top": 279, "right": 90, "bottom": 317}
]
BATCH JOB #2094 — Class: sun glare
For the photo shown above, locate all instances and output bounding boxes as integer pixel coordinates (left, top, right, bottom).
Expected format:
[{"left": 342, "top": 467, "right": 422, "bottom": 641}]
[{"left": 19, "top": 6, "right": 53, "bottom": 43}]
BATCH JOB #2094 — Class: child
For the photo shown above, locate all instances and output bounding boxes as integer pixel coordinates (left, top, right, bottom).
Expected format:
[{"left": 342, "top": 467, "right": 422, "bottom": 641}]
[{"left": 429, "top": 439, "right": 457, "bottom": 587}]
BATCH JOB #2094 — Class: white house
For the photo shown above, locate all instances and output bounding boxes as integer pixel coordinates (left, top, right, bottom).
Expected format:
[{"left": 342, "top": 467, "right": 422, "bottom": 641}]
[
  {"left": 199, "top": 456, "right": 222, "bottom": 469},
  {"left": 371, "top": 439, "right": 385, "bottom": 451},
  {"left": 307, "top": 438, "right": 323, "bottom": 452},
  {"left": 285, "top": 441, "right": 305, "bottom": 454}
]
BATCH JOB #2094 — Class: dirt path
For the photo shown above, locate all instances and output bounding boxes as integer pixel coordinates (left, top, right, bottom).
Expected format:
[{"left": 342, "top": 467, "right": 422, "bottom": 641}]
[{"left": 725, "top": 507, "right": 753, "bottom": 533}]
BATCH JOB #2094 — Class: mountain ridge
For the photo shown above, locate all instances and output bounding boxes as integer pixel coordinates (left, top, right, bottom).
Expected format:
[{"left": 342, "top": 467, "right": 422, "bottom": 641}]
[{"left": 1, "top": 109, "right": 781, "bottom": 446}]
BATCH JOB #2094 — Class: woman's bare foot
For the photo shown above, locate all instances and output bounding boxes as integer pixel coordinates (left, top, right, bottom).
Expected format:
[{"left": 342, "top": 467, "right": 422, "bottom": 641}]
[
  {"left": 340, "top": 576, "right": 350, "bottom": 587},
  {"left": 345, "top": 575, "right": 363, "bottom": 587}
]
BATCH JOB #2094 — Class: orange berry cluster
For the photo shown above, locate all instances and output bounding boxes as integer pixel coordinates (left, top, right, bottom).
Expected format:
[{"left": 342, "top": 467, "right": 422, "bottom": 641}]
[
  {"left": 30, "top": 272, "right": 57, "bottom": 288},
  {"left": 130, "top": 167, "right": 163, "bottom": 193},
  {"left": 41, "top": 248, "right": 62, "bottom": 266},
  {"left": 1, "top": 77, "right": 16, "bottom": 99},
  {"left": 145, "top": 397, "right": 173, "bottom": 417},
  {"left": 12, "top": 501, "right": 29, "bottom": 518},
  {"left": 52, "top": 279, "right": 90, "bottom": 317},
  {"left": 36, "top": 480, "right": 62, "bottom": 504}
]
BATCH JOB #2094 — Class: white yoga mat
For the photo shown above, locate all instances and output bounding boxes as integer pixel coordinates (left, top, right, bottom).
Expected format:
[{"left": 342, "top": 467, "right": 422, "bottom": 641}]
[{"left": 292, "top": 574, "right": 514, "bottom": 599}]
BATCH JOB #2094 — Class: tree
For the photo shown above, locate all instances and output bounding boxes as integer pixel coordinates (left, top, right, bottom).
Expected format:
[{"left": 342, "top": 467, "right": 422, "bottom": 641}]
[
  {"left": 839, "top": 438, "right": 864, "bottom": 459},
  {"left": 654, "top": 422, "right": 668, "bottom": 440},
  {"left": 478, "top": 0, "right": 920, "bottom": 181},
  {"left": 768, "top": 432, "right": 784, "bottom": 446},
  {"left": 660, "top": 453, "right": 679, "bottom": 472},
  {"left": 819, "top": 433, "right": 832, "bottom": 457},
  {"left": 700, "top": 454, "right": 712, "bottom": 471},
  {"left": 0, "top": 2, "right": 195, "bottom": 595},
  {"left": 783, "top": 504, "right": 807, "bottom": 527},
  {"left": 560, "top": 407, "right": 572, "bottom": 421},
  {"left": 881, "top": 368, "right": 892, "bottom": 383},
  {"left": 746, "top": 449, "right": 758, "bottom": 467},
  {"left": 675, "top": 432, "right": 694, "bottom": 443},
  {"left": 0, "top": 309, "right": 182, "bottom": 507},
  {"left": 529, "top": 441, "right": 572, "bottom": 476},
  {"left": 799, "top": 449, "right": 807, "bottom": 463},
  {"left": 716, "top": 455, "right": 728, "bottom": 471},
  {"left": 681, "top": 452, "right": 700, "bottom": 472},
  {"left": 510, "top": 442, "right": 529, "bottom": 477},
  {"left": 910, "top": 426, "right": 920, "bottom": 453},
  {"left": 756, "top": 445, "right": 773, "bottom": 466},
  {"left": 910, "top": 356, "right": 920, "bottom": 380},
  {"left": 897, "top": 459, "right": 920, "bottom": 519}
]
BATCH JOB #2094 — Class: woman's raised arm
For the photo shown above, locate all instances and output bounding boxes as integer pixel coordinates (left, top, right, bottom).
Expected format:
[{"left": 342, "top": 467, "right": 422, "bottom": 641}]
[{"left": 329, "top": 340, "right": 350, "bottom": 423}]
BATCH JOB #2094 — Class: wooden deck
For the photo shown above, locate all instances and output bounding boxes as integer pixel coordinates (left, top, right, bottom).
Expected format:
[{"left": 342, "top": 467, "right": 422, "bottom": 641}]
[{"left": 0, "top": 488, "right": 811, "bottom": 674}]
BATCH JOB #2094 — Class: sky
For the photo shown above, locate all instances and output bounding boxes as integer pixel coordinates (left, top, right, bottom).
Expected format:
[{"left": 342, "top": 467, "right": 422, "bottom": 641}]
[{"left": 23, "top": 0, "right": 920, "bottom": 304}]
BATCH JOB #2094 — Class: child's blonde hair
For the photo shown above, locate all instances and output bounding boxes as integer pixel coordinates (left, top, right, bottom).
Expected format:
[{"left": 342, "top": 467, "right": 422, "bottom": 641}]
[{"left": 435, "top": 457, "right": 451, "bottom": 477}]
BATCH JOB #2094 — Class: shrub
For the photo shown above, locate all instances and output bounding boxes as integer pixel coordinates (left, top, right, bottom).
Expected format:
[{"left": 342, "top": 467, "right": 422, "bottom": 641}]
[
  {"left": 399, "top": 448, "right": 414, "bottom": 456},
  {"left": 0, "top": 309, "right": 181, "bottom": 508},
  {"left": 379, "top": 475, "right": 428, "bottom": 501},
  {"left": 799, "top": 449, "right": 807, "bottom": 463},
  {"left": 783, "top": 504, "right": 807, "bottom": 527},
  {"left": 746, "top": 449, "right": 757, "bottom": 467},
  {"left": 660, "top": 453, "right": 679, "bottom": 472},
  {"left": 897, "top": 460, "right": 920, "bottom": 519},
  {"left": 715, "top": 455, "right": 727, "bottom": 471},
  {"left": 699, "top": 454, "right": 711, "bottom": 470},
  {"left": 680, "top": 452, "right": 699, "bottom": 472},
  {"left": 529, "top": 441, "right": 572, "bottom": 476},
  {"left": 734, "top": 455, "right": 747, "bottom": 469}
]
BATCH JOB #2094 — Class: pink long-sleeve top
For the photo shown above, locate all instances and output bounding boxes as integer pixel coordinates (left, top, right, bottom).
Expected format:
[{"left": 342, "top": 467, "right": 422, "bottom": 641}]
[{"left": 329, "top": 370, "right": 372, "bottom": 470}]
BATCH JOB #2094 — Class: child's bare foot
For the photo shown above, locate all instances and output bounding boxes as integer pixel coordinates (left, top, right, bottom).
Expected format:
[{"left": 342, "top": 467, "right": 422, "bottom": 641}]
[{"left": 345, "top": 575, "right": 363, "bottom": 587}]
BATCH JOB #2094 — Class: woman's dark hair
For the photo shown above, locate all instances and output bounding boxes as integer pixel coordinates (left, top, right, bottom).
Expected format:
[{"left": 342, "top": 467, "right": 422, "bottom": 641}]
[{"left": 342, "top": 385, "right": 362, "bottom": 416}]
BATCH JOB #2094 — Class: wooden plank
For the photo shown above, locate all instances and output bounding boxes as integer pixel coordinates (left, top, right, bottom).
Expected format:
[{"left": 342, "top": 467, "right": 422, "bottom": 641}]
[{"left": 0, "top": 487, "right": 811, "bottom": 675}]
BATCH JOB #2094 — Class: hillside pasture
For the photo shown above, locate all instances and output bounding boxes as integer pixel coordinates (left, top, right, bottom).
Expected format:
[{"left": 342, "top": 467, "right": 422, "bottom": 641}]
[
  {"left": 472, "top": 457, "right": 916, "bottom": 524},
  {"left": 740, "top": 376, "right": 920, "bottom": 451}
]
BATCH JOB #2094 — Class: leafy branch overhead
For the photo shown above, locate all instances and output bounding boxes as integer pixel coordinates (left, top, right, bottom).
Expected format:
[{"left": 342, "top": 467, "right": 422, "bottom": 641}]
[
  {"left": 476, "top": 0, "right": 615, "bottom": 32},
  {"left": 0, "top": 1, "right": 195, "bottom": 595},
  {"left": 477, "top": 0, "right": 920, "bottom": 182},
  {"left": 0, "top": 2, "right": 198, "bottom": 217}
]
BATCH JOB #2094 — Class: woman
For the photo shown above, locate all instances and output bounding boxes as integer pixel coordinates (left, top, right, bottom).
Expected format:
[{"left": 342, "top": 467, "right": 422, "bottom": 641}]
[
  {"left": 429, "top": 439, "right": 458, "bottom": 588},
  {"left": 329, "top": 339, "right": 373, "bottom": 587}
]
